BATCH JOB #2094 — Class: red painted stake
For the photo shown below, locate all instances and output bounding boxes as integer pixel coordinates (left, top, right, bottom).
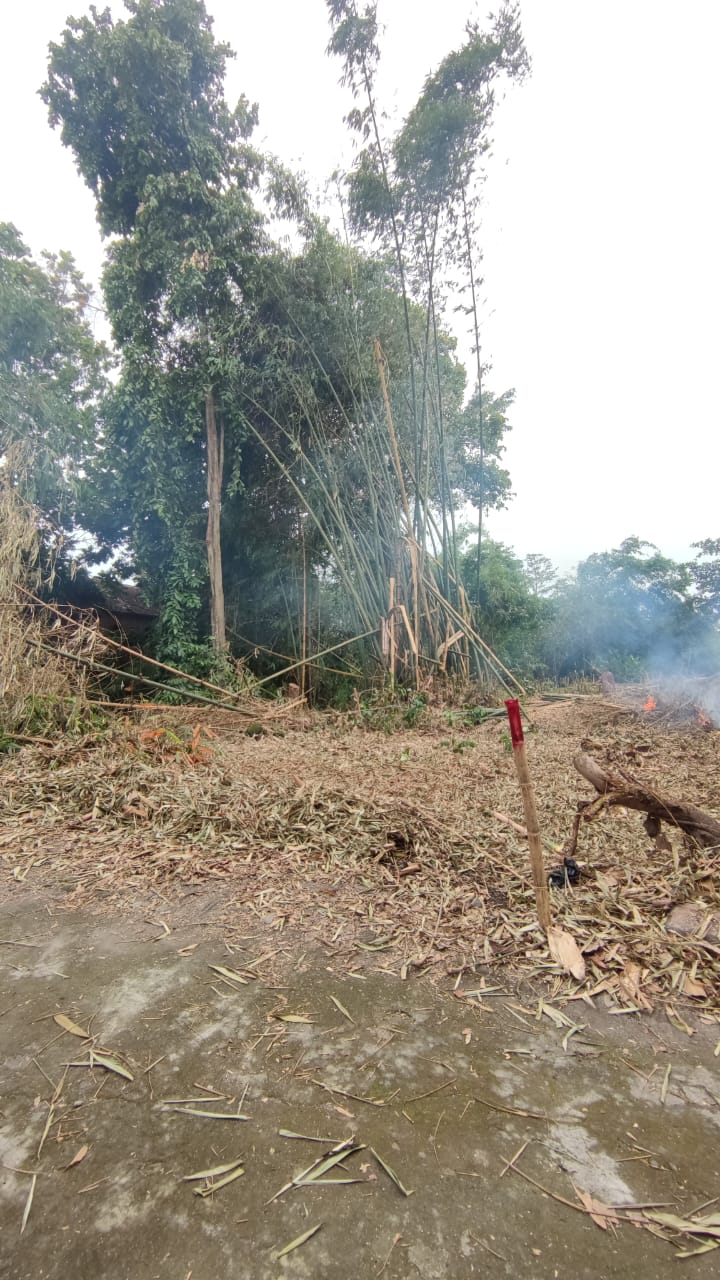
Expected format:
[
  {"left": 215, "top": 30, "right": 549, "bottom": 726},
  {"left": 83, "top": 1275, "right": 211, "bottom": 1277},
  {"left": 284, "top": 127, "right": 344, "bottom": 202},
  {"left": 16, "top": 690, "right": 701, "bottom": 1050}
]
[{"left": 505, "top": 699, "right": 552, "bottom": 933}]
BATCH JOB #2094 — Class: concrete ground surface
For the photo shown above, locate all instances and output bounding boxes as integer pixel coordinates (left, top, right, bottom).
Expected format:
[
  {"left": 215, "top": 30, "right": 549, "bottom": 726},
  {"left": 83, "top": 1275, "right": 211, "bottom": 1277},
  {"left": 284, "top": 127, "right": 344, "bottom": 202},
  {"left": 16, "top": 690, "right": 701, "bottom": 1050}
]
[{"left": 1, "top": 891, "right": 719, "bottom": 1279}]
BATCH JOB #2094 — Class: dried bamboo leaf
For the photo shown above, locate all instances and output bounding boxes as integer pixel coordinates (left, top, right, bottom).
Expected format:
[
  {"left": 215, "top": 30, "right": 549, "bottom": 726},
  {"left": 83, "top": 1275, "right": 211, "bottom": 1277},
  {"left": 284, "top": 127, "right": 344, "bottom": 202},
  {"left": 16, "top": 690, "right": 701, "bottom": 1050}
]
[
  {"left": 37, "top": 1104, "right": 55, "bottom": 1160},
  {"left": 665, "top": 1006, "right": 694, "bottom": 1037},
  {"left": 53, "top": 1014, "right": 90, "bottom": 1039},
  {"left": 62, "top": 1144, "right": 89, "bottom": 1170},
  {"left": 20, "top": 1174, "right": 37, "bottom": 1235},
  {"left": 274, "top": 1223, "right": 322, "bottom": 1259},
  {"left": 193, "top": 1166, "right": 246, "bottom": 1197},
  {"left": 474, "top": 1095, "right": 546, "bottom": 1121},
  {"left": 371, "top": 1147, "right": 414, "bottom": 1197},
  {"left": 278, "top": 1130, "right": 339, "bottom": 1144},
  {"left": 547, "top": 926, "right": 586, "bottom": 981},
  {"left": 298, "top": 1145, "right": 363, "bottom": 1184},
  {"left": 209, "top": 965, "right": 249, "bottom": 984},
  {"left": 645, "top": 1210, "right": 720, "bottom": 1238},
  {"left": 329, "top": 995, "right": 354, "bottom": 1023},
  {"left": 575, "top": 1187, "right": 618, "bottom": 1229},
  {"left": 302, "top": 1178, "right": 363, "bottom": 1185},
  {"left": 89, "top": 1052, "right": 134, "bottom": 1081},
  {"left": 182, "top": 1158, "right": 244, "bottom": 1181},
  {"left": 537, "top": 999, "right": 574, "bottom": 1028},
  {"left": 675, "top": 1241, "right": 720, "bottom": 1258},
  {"left": 682, "top": 973, "right": 707, "bottom": 998},
  {"left": 618, "top": 962, "right": 653, "bottom": 1011},
  {"left": 167, "top": 1107, "right": 249, "bottom": 1120}
]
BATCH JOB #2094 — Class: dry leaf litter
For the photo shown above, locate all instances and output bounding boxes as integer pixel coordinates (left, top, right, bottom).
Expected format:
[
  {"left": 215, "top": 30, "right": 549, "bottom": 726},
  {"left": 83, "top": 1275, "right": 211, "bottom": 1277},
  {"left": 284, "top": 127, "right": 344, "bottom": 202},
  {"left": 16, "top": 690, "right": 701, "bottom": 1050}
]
[{"left": 1, "top": 696, "right": 719, "bottom": 1014}]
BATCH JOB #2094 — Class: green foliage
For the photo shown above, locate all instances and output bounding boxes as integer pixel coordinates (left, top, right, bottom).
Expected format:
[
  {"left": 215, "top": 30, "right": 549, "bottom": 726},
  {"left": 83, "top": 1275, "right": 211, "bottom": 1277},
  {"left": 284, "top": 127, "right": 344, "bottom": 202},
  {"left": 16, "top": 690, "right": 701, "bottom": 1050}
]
[
  {"left": 457, "top": 535, "right": 547, "bottom": 671},
  {"left": 450, "top": 386, "right": 514, "bottom": 511},
  {"left": 41, "top": 0, "right": 254, "bottom": 237},
  {"left": 690, "top": 539, "right": 720, "bottom": 619},
  {"left": 327, "top": 1, "right": 527, "bottom": 624},
  {"left": 535, "top": 537, "right": 720, "bottom": 680},
  {"left": 524, "top": 553, "right": 558, "bottom": 598},
  {"left": 352, "top": 687, "right": 429, "bottom": 733},
  {"left": 0, "top": 222, "right": 109, "bottom": 529},
  {"left": 391, "top": 5, "right": 530, "bottom": 216},
  {"left": 42, "top": 0, "right": 270, "bottom": 660}
]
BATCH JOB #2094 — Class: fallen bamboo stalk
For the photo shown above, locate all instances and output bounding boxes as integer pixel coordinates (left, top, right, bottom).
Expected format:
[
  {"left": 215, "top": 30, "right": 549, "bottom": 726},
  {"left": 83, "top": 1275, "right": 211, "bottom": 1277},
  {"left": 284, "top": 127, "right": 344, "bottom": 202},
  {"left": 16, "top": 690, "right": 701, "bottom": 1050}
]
[
  {"left": 396, "top": 603, "right": 418, "bottom": 657},
  {"left": 17, "top": 587, "right": 245, "bottom": 702},
  {"left": 251, "top": 628, "right": 379, "bottom": 689},
  {"left": 29, "top": 641, "right": 259, "bottom": 715},
  {"left": 228, "top": 628, "right": 362, "bottom": 677},
  {"left": 423, "top": 577, "right": 525, "bottom": 696},
  {"left": 505, "top": 699, "right": 551, "bottom": 932}
]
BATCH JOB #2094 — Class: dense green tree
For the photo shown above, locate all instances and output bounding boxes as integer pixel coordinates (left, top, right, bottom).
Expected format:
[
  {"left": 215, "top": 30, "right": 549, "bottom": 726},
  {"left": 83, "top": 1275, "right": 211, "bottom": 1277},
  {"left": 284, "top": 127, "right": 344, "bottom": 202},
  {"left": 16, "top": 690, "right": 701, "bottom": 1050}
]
[
  {"left": 0, "top": 221, "right": 108, "bottom": 536},
  {"left": 456, "top": 534, "right": 548, "bottom": 672},
  {"left": 42, "top": 0, "right": 264, "bottom": 656},
  {"left": 41, "top": 0, "right": 248, "bottom": 238}
]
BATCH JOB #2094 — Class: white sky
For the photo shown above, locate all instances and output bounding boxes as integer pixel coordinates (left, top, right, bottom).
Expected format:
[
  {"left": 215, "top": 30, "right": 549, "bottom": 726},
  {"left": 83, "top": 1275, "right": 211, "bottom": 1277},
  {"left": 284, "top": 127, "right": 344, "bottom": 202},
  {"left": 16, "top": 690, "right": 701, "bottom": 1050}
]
[{"left": 2, "top": 0, "right": 719, "bottom": 571}]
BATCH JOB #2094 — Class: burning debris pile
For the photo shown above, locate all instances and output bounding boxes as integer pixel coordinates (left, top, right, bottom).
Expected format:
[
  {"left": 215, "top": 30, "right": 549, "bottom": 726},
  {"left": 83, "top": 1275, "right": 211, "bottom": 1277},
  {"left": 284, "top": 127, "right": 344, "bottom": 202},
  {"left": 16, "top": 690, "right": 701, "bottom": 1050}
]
[{"left": 608, "top": 678, "right": 720, "bottom": 730}]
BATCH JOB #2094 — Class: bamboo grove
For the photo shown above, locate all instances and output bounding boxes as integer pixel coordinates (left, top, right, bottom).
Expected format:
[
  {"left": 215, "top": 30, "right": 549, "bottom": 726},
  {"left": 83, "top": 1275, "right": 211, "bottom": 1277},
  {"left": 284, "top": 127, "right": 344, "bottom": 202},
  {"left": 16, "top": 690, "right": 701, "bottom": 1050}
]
[{"left": 6, "top": 1, "right": 526, "bottom": 698}]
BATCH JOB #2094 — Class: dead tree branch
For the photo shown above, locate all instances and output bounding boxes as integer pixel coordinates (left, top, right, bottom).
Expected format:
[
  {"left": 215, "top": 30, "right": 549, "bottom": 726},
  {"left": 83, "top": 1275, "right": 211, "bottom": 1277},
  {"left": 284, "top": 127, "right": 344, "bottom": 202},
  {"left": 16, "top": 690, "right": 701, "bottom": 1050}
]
[{"left": 572, "top": 752, "right": 720, "bottom": 850}]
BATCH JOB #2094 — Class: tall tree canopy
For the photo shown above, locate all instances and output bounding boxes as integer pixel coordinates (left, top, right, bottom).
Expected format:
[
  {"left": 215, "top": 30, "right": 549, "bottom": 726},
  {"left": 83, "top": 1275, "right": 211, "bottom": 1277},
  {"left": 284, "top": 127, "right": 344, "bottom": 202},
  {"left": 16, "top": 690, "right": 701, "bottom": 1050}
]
[
  {"left": 0, "top": 221, "right": 108, "bottom": 532},
  {"left": 29, "top": 0, "right": 533, "bottom": 691},
  {"left": 41, "top": 0, "right": 249, "bottom": 238},
  {"left": 327, "top": 0, "right": 528, "bottom": 607},
  {"left": 42, "top": 0, "right": 265, "bottom": 656}
]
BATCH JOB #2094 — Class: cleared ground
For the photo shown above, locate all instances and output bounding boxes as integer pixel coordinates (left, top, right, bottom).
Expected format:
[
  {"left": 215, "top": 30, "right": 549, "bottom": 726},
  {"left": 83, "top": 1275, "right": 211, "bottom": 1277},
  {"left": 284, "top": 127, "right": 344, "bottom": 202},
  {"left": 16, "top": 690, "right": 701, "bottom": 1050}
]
[{"left": 1, "top": 696, "right": 719, "bottom": 1275}]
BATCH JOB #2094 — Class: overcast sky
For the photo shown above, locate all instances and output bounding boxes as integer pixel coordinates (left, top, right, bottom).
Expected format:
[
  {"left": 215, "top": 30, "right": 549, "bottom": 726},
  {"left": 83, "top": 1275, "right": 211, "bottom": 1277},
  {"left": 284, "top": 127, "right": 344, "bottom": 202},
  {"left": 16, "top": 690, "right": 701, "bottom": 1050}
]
[{"left": 2, "top": 0, "right": 719, "bottom": 571}]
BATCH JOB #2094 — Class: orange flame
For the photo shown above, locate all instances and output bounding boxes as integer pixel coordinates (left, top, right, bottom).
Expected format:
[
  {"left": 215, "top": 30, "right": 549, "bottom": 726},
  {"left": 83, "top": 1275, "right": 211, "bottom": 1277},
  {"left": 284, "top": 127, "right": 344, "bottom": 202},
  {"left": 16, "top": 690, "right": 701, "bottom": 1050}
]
[{"left": 643, "top": 696, "right": 657, "bottom": 712}]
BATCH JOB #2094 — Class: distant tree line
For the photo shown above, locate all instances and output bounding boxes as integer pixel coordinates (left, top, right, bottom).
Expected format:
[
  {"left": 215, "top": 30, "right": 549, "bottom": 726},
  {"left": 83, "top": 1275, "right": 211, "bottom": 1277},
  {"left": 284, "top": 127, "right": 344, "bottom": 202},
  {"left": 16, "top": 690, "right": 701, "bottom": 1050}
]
[{"left": 459, "top": 536, "right": 720, "bottom": 683}]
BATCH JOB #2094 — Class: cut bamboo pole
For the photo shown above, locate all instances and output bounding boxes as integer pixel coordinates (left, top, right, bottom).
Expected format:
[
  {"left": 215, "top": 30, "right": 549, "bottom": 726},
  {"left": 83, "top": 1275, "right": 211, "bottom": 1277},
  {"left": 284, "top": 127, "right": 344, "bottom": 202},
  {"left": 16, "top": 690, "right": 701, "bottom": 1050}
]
[
  {"left": 388, "top": 577, "right": 396, "bottom": 688},
  {"left": 425, "top": 578, "right": 525, "bottom": 695},
  {"left": 300, "top": 515, "right": 308, "bottom": 701},
  {"left": 504, "top": 699, "right": 551, "bottom": 933},
  {"left": 397, "top": 603, "right": 418, "bottom": 657},
  {"left": 252, "top": 628, "right": 380, "bottom": 688}
]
